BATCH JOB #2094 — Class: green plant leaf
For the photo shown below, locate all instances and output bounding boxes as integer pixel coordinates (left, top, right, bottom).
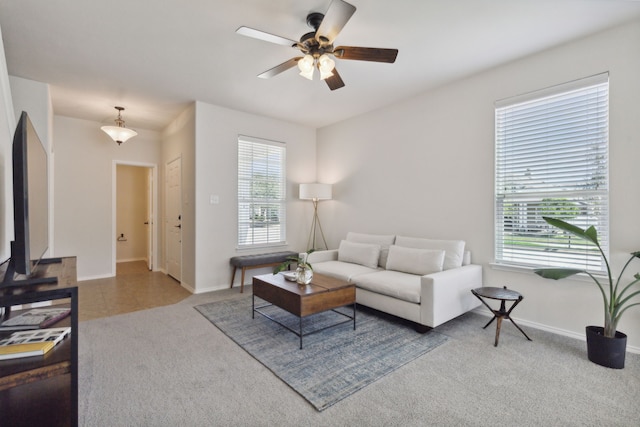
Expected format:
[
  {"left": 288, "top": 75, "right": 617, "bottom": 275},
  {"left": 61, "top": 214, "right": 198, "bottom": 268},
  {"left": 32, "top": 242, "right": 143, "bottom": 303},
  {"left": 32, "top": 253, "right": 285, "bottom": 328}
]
[
  {"left": 584, "top": 226, "right": 599, "bottom": 246},
  {"left": 542, "top": 217, "right": 599, "bottom": 246},
  {"left": 534, "top": 268, "right": 584, "bottom": 280},
  {"left": 273, "top": 260, "right": 292, "bottom": 274},
  {"left": 538, "top": 217, "right": 640, "bottom": 335}
]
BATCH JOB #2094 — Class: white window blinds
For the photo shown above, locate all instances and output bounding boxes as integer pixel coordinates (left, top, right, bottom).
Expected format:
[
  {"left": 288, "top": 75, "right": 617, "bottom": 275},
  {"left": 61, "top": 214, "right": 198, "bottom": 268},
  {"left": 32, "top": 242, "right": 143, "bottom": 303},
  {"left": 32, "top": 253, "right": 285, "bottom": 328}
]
[
  {"left": 237, "top": 135, "right": 286, "bottom": 247},
  {"left": 495, "top": 73, "right": 609, "bottom": 272}
]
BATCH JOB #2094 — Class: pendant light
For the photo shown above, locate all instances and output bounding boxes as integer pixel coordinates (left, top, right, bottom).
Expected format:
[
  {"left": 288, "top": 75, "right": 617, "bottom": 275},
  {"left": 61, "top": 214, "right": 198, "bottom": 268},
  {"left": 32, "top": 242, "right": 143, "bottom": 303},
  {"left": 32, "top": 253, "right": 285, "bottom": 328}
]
[{"left": 101, "top": 106, "right": 137, "bottom": 145}]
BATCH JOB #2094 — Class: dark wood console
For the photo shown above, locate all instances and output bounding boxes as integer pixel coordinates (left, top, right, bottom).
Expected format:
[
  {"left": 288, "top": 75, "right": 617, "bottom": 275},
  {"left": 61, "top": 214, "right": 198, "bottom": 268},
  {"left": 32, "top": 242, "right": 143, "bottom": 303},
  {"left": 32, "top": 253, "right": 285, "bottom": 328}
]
[{"left": 0, "top": 257, "right": 78, "bottom": 427}]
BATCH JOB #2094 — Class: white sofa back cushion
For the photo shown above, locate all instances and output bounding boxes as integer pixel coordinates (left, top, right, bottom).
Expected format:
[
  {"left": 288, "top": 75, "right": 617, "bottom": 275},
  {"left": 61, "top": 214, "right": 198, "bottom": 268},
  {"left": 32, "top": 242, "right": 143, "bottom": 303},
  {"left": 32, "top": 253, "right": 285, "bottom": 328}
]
[
  {"left": 386, "top": 245, "right": 445, "bottom": 276},
  {"left": 395, "top": 236, "right": 465, "bottom": 270},
  {"left": 338, "top": 240, "right": 381, "bottom": 269},
  {"left": 346, "top": 232, "right": 396, "bottom": 268}
]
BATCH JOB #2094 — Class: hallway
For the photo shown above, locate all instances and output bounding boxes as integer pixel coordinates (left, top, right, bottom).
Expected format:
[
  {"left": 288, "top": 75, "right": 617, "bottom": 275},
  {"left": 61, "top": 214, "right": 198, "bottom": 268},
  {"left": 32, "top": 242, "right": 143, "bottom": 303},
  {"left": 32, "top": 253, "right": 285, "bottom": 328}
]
[{"left": 76, "top": 261, "right": 191, "bottom": 321}]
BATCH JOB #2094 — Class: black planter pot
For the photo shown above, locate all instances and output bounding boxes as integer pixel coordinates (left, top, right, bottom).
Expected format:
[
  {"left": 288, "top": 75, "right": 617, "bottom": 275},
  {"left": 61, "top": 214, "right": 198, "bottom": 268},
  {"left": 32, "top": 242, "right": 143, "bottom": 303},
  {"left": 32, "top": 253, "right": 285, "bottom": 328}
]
[{"left": 585, "top": 326, "right": 627, "bottom": 369}]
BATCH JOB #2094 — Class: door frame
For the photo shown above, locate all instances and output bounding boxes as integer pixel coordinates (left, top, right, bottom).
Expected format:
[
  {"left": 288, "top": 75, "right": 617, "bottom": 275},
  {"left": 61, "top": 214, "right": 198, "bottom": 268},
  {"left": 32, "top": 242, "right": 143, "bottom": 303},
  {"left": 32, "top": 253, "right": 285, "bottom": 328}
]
[
  {"left": 112, "top": 160, "right": 159, "bottom": 276},
  {"left": 165, "top": 155, "right": 182, "bottom": 281}
]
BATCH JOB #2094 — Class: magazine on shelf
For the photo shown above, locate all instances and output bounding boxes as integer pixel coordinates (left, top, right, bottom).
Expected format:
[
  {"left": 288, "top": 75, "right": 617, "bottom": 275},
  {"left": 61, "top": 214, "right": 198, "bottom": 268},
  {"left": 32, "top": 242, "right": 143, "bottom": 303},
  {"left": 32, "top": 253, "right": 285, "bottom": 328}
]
[
  {"left": 0, "top": 327, "right": 71, "bottom": 360},
  {"left": 0, "top": 307, "right": 71, "bottom": 331}
]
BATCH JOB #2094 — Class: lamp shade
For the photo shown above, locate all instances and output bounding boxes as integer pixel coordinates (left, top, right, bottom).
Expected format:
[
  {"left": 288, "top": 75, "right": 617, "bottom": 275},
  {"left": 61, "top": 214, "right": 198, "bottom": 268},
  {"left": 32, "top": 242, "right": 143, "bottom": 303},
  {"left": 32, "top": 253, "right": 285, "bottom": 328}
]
[
  {"left": 101, "top": 126, "right": 138, "bottom": 144},
  {"left": 299, "top": 183, "right": 332, "bottom": 201}
]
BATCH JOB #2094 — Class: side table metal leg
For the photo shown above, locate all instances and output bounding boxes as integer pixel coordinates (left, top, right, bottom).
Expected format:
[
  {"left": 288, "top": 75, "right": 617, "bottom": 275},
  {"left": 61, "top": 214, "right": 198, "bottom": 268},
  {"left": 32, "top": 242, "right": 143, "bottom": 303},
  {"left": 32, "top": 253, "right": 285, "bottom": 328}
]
[
  {"left": 494, "top": 316, "right": 503, "bottom": 347},
  {"left": 353, "top": 303, "right": 357, "bottom": 330},
  {"left": 505, "top": 296, "right": 532, "bottom": 341},
  {"left": 483, "top": 315, "right": 497, "bottom": 329},
  {"left": 299, "top": 317, "right": 303, "bottom": 350},
  {"left": 508, "top": 316, "right": 532, "bottom": 341}
]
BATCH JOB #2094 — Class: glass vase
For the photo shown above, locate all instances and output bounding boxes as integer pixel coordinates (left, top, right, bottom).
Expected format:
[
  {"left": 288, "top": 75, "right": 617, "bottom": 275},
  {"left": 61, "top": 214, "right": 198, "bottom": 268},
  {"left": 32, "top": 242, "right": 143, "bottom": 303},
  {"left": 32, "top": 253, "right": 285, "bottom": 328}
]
[{"left": 296, "top": 266, "right": 313, "bottom": 285}]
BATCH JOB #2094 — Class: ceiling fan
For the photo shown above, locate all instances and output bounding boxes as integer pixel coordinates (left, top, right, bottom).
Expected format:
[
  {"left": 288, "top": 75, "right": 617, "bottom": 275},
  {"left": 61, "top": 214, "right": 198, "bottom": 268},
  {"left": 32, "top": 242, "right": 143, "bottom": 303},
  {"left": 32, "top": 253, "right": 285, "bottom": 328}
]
[{"left": 236, "top": 0, "right": 398, "bottom": 90}]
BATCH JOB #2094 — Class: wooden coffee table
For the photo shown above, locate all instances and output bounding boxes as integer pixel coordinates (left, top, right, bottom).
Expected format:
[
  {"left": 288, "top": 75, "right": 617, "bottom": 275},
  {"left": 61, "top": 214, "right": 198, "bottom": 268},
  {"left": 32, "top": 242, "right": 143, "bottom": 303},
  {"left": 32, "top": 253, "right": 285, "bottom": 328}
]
[{"left": 252, "top": 273, "right": 356, "bottom": 349}]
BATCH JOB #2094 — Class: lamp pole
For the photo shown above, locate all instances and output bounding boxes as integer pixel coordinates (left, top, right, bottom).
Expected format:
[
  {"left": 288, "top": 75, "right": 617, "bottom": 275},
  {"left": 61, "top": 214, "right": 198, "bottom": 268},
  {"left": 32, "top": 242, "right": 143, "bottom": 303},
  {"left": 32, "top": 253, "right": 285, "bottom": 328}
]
[{"left": 307, "top": 198, "right": 328, "bottom": 250}]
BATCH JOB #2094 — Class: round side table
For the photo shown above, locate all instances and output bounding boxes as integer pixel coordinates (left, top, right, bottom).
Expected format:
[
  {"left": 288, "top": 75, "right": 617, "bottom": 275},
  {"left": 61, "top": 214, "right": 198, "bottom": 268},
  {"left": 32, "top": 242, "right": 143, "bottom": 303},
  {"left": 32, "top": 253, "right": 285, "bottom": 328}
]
[{"left": 471, "top": 286, "right": 532, "bottom": 347}]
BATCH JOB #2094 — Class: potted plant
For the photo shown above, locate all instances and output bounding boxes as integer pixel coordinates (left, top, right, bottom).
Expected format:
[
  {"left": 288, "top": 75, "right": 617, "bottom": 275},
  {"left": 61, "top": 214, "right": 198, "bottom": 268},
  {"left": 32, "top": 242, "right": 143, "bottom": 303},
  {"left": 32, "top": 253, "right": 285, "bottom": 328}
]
[
  {"left": 533, "top": 217, "right": 640, "bottom": 369},
  {"left": 273, "top": 250, "right": 314, "bottom": 285}
]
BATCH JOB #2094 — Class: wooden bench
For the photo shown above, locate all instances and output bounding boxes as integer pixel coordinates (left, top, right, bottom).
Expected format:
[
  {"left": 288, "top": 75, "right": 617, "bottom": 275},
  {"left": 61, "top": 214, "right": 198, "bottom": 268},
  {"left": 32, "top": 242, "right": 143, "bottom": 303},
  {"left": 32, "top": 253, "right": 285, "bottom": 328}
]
[{"left": 229, "top": 251, "right": 298, "bottom": 293}]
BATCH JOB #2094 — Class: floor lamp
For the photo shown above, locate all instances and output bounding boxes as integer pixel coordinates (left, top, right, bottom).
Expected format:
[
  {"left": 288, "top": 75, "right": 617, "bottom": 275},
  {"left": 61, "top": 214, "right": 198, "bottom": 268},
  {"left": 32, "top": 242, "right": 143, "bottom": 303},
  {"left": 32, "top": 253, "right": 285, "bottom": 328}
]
[{"left": 299, "top": 183, "right": 332, "bottom": 251}]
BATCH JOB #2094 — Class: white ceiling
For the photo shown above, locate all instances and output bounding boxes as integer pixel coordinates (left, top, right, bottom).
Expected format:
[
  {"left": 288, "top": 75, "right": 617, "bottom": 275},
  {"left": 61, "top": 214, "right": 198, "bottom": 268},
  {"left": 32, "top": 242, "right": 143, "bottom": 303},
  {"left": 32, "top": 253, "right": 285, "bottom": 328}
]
[{"left": 1, "top": 0, "right": 640, "bottom": 131}]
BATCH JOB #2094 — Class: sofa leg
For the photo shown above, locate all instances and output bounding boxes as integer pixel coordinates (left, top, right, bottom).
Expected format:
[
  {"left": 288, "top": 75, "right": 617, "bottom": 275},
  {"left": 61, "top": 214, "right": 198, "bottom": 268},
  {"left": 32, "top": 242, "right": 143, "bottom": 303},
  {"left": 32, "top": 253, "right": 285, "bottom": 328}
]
[{"left": 414, "top": 324, "right": 432, "bottom": 334}]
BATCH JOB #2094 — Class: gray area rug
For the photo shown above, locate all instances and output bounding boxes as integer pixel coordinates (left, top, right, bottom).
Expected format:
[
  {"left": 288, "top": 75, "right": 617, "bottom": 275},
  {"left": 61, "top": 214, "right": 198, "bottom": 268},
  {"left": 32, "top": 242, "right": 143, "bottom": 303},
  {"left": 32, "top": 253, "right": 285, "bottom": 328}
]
[{"left": 195, "top": 296, "right": 448, "bottom": 411}]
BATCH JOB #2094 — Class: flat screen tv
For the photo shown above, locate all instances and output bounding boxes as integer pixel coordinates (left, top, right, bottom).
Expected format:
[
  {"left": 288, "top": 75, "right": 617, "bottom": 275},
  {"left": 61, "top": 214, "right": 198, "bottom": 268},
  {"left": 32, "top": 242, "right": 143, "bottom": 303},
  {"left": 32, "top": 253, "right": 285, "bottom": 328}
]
[{"left": 2, "top": 111, "right": 56, "bottom": 286}]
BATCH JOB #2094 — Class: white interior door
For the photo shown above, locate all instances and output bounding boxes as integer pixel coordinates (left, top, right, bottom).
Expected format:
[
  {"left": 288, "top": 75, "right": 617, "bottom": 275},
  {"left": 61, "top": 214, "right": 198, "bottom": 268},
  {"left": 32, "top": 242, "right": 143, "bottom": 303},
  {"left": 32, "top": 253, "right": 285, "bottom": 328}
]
[{"left": 166, "top": 157, "right": 182, "bottom": 281}]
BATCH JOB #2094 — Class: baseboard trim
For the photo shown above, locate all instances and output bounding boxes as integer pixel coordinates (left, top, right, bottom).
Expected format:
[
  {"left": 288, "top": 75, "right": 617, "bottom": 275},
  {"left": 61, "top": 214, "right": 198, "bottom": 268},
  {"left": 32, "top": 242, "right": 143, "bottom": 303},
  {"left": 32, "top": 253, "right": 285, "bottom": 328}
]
[
  {"left": 193, "top": 283, "right": 231, "bottom": 294},
  {"left": 116, "top": 258, "right": 147, "bottom": 263},
  {"left": 472, "top": 308, "right": 640, "bottom": 355},
  {"left": 78, "top": 273, "right": 114, "bottom": 281}
]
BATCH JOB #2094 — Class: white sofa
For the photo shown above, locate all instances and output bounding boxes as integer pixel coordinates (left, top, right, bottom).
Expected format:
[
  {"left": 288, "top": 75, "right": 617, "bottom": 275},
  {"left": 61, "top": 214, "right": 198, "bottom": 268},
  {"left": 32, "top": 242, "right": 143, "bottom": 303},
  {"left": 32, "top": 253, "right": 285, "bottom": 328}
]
[{"left": 306, "top": 232, "right": 482, "bottom": 331}]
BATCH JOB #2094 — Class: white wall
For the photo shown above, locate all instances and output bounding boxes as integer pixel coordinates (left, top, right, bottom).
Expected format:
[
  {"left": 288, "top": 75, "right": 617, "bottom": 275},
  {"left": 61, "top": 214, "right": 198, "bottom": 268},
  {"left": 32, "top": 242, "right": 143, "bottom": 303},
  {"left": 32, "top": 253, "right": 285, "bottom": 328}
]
[
  {"left": 9, "top": 76, "right": 52, "bottom": 151},
  {"left": 317, "top": 20, "right": 640, "bottom": 350},
  {"left": 0, "top": 23, "right": 15, "bottom": 260},
  {"left": 193, "top": 102, "right": 316, "bottom": 293},
  {"left": 8, "top": 77, "right": 54, "bottom": 259},
  {"left": 53, "top": 115, "right": 162, "bottom": 279}
]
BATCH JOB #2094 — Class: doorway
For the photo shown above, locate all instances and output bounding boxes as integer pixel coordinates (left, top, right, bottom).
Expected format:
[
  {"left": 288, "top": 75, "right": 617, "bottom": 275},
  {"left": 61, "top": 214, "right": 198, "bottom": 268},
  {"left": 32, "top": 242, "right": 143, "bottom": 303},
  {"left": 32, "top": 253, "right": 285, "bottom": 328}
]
[{"left": 113, "top": 161, "right": 158, "bottom": 276}]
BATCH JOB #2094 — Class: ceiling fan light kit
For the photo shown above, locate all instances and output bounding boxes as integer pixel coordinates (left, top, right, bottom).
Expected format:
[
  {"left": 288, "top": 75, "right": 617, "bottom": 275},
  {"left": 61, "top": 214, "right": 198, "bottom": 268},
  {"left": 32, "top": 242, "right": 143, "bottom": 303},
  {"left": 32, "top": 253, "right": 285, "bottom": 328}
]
[
  {"left": 297, "top": 53, "right": 335, "bottom": 81},
  {"left": 298, "top": 54, "right": 315, "bottom": 80},
  {"left": 101, "top": 106, "right": 137, "bottom": 145},
  {"left": 237, "top": 0, "right": 398, "bottom": 90}
]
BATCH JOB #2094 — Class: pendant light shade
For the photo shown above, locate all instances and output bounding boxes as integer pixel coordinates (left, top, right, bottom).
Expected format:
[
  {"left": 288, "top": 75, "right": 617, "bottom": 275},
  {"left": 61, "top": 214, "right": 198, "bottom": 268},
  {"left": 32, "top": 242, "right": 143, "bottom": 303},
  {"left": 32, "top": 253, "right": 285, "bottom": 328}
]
[{"left": 101, "top": 106, "right": 137, "bottom": 145}]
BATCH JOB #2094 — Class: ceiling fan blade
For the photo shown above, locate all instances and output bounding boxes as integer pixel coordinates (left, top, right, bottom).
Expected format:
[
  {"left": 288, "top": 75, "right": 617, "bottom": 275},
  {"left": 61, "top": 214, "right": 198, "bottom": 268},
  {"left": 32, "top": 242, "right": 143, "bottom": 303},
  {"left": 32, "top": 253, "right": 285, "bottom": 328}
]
[
  {"left": 257, "top": 58, "right": 301, "bottom": 79},
  {"left": 324, "top": 68, "right": 345, "bottom": 91},
  {"left": 315, "top": 0, "right": 356, "bottom": 44},
  {"left": 333, "top": 46, "right": 398, "bottom": 63},
  {"left": 236, "top": 26, "right": 297, "bottom": 46}
]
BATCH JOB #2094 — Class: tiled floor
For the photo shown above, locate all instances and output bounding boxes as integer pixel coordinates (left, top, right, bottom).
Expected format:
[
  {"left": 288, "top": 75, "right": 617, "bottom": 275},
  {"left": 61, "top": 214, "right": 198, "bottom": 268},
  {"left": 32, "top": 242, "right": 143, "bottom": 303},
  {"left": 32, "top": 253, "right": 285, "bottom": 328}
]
[{"left": 76, "top": 261, "right": 191, "bottom": 321}]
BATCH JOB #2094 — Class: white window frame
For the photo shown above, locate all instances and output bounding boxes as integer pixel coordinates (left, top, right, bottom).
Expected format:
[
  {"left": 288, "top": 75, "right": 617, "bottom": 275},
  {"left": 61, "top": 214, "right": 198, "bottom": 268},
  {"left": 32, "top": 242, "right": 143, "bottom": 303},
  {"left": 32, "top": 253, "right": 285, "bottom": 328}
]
[
  {"left": 237, "top": 135, "right": 286, "bottom": 248},
  {"left": 494, "top": 73, "right": 609, "bottom": 273}
]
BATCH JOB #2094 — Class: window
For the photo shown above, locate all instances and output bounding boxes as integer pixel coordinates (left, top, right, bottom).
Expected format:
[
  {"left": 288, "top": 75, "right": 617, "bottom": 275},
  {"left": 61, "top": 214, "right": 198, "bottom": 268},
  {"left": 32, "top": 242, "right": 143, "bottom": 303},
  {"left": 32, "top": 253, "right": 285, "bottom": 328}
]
[
  {"left": 237, "top": 135, "right": 286, "bottom": 248},
  {"left": 495, "top": 73, "right": 609, "bottom": 272}
]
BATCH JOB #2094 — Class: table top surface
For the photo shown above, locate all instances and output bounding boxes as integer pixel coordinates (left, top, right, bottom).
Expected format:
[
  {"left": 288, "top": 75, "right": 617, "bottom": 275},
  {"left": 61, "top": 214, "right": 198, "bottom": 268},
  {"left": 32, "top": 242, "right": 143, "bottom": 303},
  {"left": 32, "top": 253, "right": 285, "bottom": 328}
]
[
  {"left": 254, "top": 273, "right": 353, "bottom": 296},
  {"left": 472, "top": 286, "right": 523, "bottom": 301}
]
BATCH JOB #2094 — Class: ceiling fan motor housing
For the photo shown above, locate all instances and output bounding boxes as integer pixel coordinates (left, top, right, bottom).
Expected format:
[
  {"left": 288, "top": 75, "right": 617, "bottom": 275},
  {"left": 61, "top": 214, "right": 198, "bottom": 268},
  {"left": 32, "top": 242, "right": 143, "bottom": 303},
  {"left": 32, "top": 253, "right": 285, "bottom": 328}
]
[
  {"left": 306, "top": 12, "right": 324, "bottom": 31},
  {"left": 299, "top": 13, "right": 333, "bottom": 57}
]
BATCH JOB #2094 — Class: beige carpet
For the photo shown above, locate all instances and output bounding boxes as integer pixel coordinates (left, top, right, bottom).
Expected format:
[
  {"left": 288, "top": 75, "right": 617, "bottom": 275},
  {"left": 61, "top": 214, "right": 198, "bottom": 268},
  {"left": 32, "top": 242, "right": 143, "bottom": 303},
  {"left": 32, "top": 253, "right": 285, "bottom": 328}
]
[{"left": 79, "top": 287, "right": 640, "bottom": 426}]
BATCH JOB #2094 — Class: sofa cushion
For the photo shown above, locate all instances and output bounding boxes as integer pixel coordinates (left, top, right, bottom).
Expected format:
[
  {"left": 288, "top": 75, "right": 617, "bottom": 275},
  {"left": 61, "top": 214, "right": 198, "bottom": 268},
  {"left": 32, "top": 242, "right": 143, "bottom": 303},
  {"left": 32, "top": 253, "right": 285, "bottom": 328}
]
[
  {"left": 395, "top": 236, "right": 465, "bottom": 270},
  {"left": 346, "top": 232, "right": 396, "bottom": 268},
  {"left": 338, "top": 240, "right": 380, "bottom": 269},
  {"left": 354, "top": 271, "right": 421, "bottom": 304},
  {"left": 312, "top": 260, "right": 380, "bottom": 283},
  {"left": 386, "top": 245, "right": 445, "bottom": 276}
]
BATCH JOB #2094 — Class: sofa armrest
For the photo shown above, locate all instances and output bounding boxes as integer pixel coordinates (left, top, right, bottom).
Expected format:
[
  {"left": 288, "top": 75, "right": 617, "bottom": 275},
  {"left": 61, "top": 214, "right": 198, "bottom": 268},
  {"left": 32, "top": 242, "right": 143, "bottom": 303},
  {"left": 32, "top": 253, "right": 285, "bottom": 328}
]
[
  {"left": 304, "top": 249, "right": 339, "bottom": 264},
  {"left": 420, "top": 264, "right": 483, "bottom": 328}
]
